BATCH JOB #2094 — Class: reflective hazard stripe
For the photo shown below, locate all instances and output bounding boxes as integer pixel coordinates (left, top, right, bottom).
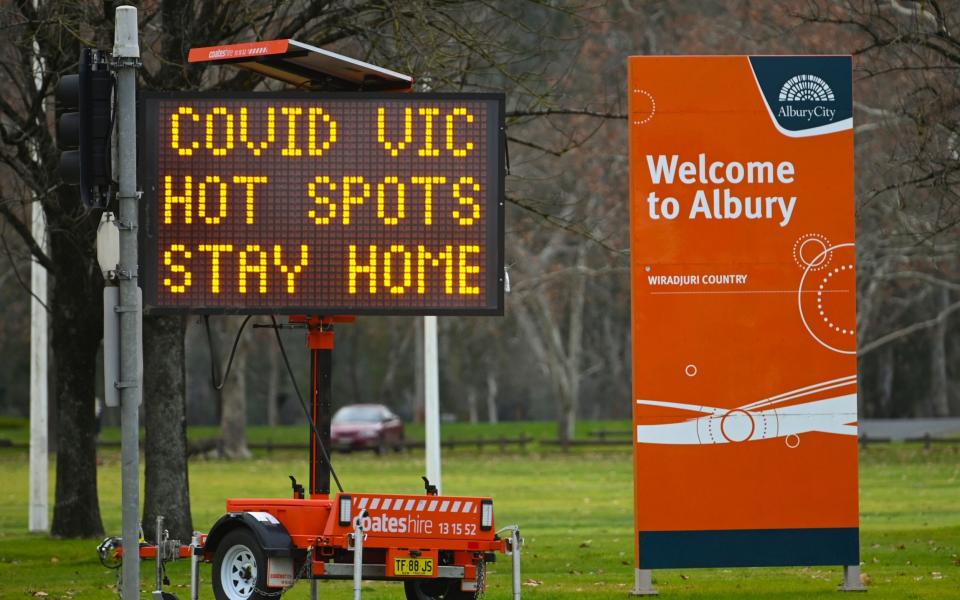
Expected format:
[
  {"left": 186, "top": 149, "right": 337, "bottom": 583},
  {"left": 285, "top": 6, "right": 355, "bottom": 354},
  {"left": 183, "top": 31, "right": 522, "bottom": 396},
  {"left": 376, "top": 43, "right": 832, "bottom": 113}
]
[{"left": 351, "top": 496, "right": 481, "bottom": 514}]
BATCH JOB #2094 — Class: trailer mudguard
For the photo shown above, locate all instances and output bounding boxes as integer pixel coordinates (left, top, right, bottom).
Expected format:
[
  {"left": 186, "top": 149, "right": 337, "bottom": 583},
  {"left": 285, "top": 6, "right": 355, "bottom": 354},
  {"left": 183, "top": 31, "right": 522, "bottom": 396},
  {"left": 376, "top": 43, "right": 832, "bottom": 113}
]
[{"left": 204, "top": 512, "right": 294, "bottom": 557}]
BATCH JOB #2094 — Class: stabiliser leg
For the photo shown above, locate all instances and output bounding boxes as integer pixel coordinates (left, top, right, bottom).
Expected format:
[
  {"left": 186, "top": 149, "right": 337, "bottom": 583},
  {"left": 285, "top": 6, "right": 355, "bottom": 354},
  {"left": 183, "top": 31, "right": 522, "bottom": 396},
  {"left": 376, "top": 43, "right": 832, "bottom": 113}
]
[
  {"left": 631, "top": 568, "right": 658, "bottom": 596},
  {"left": 838, "top": 564, "right": 867, "bottom": 592}
]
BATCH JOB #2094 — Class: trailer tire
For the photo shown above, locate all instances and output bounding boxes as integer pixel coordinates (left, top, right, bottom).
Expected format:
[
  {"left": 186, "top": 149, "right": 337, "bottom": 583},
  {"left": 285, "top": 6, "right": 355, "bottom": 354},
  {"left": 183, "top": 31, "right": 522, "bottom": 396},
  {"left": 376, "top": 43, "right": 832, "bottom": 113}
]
[
  {"left": 404, "top": 562, "right": 484, "bottom": 600},
  {"left": 212, "top": 528, "right": 281, "bottom": 600}
]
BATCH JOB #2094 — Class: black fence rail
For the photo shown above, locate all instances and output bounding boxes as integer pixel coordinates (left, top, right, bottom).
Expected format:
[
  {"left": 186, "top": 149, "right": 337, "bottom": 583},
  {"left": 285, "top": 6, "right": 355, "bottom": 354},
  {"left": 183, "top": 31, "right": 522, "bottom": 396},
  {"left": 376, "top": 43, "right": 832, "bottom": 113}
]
[
  {"left": 2, "top": 432, "right": 958, "bottom": 453},
  {"left": 432, "top": 434, "right": 535, "bottom": 451},
  {"left": 586, "top": 429, "right": 632, "bottom": 440},
  {"left": 859, "top": 433, "right": 960, "bottom": 450},
  {"left": 180, "top": 434, "right": 538, "bottom": 456}
]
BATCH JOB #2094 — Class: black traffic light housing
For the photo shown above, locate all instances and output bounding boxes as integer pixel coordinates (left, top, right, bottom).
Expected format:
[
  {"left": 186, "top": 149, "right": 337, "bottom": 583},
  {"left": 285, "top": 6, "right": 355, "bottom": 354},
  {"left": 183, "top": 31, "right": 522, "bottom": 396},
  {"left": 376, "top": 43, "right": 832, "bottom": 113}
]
[{"left": 56, "top": 47, "right": 114, "bottom": 209}]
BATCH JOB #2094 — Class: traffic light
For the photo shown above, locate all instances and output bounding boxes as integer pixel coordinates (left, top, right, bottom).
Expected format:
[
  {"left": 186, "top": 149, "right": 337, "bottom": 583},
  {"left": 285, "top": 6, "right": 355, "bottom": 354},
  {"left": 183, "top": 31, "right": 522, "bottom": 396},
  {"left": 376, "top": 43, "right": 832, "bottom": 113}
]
[{"left": 56, "top": 47, "right": 114, "bottom": 209}]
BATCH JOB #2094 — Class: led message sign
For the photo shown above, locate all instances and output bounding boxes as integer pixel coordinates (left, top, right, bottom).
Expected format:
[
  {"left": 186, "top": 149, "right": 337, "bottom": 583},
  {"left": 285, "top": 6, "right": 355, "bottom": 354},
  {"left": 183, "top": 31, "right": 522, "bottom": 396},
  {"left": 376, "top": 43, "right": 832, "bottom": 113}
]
[{"left": 140, "top": 92, "right": 504, "bottom": 314}]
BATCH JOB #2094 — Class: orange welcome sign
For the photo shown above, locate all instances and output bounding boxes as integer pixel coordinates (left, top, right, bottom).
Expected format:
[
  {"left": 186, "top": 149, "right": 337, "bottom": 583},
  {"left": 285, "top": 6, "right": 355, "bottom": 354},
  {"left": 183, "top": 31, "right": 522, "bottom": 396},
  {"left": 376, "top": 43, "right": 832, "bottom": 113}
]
[{"left": 628, "top": 56, "right": 857, "bottom": 569}]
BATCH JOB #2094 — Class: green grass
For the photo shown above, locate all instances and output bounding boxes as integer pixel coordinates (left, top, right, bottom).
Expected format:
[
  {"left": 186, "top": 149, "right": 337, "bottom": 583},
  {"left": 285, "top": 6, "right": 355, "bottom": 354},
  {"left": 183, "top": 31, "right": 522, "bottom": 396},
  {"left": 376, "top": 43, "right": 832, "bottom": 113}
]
[{"left": 0, "top": 439, "right": 957, "bottom": 599}]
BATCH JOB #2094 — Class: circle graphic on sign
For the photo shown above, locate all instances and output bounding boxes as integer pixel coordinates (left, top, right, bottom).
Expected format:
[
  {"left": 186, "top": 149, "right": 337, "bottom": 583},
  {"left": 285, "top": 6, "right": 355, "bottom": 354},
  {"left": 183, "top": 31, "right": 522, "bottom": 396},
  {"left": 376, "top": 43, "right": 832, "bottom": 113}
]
[
  {"left": 793, "top": 233, "right": 832, "bottom": 271},
  {"left": 720, "top": 409, "right": 755, "bottom": 442},
  {"left": 797, "top": 243, "right": 856, "bottom": 354},
  {"left": 785, "top": 433, "right": 801, "bottom": 449},
  {"left": 631, "top": 89, "right": 656, "bottom": 125},
  {"left": 685, "top": 364, "right": 698, "bottom": 377}
]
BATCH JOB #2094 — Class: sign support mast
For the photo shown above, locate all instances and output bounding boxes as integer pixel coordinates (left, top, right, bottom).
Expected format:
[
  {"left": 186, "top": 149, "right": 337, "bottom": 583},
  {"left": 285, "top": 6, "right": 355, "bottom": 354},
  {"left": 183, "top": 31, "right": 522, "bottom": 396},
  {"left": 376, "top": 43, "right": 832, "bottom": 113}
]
[
  {"left": 113, "top": 7, "right": 141, "bottom": 599},
  {"left": 424, "top": 316, "right": 442, "bottom": 494},
  {"left": 28, "top": 0, "right": 49, "bottom": 534}
]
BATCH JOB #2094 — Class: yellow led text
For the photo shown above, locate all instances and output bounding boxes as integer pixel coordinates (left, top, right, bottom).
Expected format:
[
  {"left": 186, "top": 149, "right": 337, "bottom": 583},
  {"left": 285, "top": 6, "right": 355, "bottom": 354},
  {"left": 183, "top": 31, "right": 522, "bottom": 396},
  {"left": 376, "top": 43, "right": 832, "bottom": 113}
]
[
  {"left": 409, "top": 176, "right": 445, "bottom": 225},
  {"left": 378, "top": 106, "right": 475, "bottom": 158},
  {"left": 163, "top": 244, "right": 192, "bottom": 293},
  {"left": 378, "top": 107, "right": 412, "bottom": 157},
  {"left": 308, "top": 107, "right": 337, "bottom": 156},
  {"left": 238, "top": 244, "right": 268, "bottom": 294},
  {"left": 418, "top": 108, "right": 441, "bottom": 157},
  {"left": 167, "top": 243, "right": 311, "bottom": 295},
  {"left": 239, "top": 107, "right": 275, "bottom": 156},
  {"left": 205, "top": 107, "right": 234, "bottom": 156},
  {"left": 452, "top": 176, "right": 480, "bottom": 225},
  {"left": 168, "top": 105, "right": 338, "bottom": 158},
  {"left": 446, "top": 107, "right": 475, "bottom": 157},
  {"left": 164, "top": 175, "right": 267, "bottom": 224},
  {"left": 197, "top": 244, "right": 233, "bottom": 293},
  {"left": 377, "top": 177, "right": 405, "bottom": 225},
  {"left": 306, "top": 175, "right": 481, "bottom": 227},
  {"left": 274, "top": 245, "right": 310, "bottom": 294},
  {"left": 281, "top": 107, "right": 303, "bottom": 156},
  {"left": 170, "top": 107, "right": 200, "bottom": 156},
  {"left": 348, "top": 244, "right": 480, "bottom": 295}
]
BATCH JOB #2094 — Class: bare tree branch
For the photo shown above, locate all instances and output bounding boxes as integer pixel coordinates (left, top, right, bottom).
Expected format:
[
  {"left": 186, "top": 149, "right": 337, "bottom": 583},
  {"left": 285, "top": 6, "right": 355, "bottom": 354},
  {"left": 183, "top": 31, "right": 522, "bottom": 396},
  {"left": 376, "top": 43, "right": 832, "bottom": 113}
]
[
  {"left": 0, "top": 200, "right": 53, "bottom": 270},
  {"left": 859, "top": 298, "right": 960, "bottom": 355}
]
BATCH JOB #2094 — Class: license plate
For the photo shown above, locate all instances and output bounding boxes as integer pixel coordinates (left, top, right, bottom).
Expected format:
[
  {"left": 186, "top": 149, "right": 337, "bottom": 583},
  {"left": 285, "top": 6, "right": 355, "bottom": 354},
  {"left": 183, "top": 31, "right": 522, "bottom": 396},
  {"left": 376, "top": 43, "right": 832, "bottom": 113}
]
[{"left": 393, "top": 557, "right": 435, "bottom": 577}]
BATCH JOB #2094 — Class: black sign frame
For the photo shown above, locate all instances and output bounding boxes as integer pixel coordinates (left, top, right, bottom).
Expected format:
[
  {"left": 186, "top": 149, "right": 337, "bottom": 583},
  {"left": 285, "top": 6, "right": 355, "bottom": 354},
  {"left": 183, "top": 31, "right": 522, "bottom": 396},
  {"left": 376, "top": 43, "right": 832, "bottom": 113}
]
[{"left": 139, "top": 91, "right": 505, "bottom": 316}]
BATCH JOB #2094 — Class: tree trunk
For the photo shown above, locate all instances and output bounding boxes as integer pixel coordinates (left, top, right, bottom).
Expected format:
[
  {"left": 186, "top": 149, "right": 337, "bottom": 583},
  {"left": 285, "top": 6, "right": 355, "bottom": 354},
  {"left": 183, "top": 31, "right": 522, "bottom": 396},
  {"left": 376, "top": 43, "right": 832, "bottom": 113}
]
[
  {"left": 414, "top": 318, "right": 425, "bottom": 422},
  {"left": 466, "top": 387, "right": 478, "bottom": 424},
  {"left": 876, "top": 345, "right": 895, "bottom": 418},
  {"left": 556, "top": 374, "right": 578, "bottom": 444},
  {"left": 219, "top": 318, "right": 251, "bottom": 459},
  {"left": 485, "top": 372, "right": 499, "bottom": 424},
  {"left": 265, "top": 327, "right": 280, "bottom": 427},
  {"left": 143, "top": 315, "right": 192, "bottom": 542},
  {"left": 929, "top": 288, "right": 950, "bottom": 417},
  {"left": 49, "top": 216, "right": 104, "bottom": 538},
  {"left": 557, "top": 246, "right": 588, "bottom": 443}
]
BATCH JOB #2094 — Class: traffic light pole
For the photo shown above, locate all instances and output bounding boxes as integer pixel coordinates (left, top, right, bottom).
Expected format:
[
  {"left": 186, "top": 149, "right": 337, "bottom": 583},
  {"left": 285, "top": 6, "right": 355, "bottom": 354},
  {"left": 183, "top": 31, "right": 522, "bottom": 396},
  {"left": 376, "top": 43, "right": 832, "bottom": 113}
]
[{"left": 113, "top": 7, "right": 141, "bottom": 600}]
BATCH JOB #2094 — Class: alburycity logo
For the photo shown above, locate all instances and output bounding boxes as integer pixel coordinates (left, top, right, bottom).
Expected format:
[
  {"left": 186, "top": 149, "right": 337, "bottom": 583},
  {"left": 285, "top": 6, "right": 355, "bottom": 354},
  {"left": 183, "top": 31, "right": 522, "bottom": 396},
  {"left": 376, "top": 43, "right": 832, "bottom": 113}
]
[{"left": 777, "top": 74, "right": 836, "bottom": 122}]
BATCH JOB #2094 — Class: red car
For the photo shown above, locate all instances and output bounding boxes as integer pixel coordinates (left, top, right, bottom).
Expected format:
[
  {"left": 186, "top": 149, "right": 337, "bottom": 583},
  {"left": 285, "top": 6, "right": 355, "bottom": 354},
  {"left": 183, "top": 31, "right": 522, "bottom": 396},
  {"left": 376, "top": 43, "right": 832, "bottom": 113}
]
[{"left": 330, "top": 404, "right": 405, "bottom": 454}]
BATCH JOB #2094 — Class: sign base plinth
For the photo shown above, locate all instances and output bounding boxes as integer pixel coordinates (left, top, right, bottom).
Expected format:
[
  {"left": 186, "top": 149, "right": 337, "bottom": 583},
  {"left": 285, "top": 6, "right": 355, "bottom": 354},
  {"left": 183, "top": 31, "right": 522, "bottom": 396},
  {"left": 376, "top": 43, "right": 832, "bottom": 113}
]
[
  {"left": 838, "top": 565, "right": 867, "bottom": 592},
  {"left": 630, "top": 569, "right": 658, "bottom": 596}
]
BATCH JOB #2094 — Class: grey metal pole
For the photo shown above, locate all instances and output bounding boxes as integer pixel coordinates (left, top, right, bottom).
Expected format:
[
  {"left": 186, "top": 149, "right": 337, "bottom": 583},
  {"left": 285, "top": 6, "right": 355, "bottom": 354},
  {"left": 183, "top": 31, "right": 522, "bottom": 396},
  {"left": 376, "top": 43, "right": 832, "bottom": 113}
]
[
  {"left": 630, "top": 568, "right": 658, "bottom": 596},
  {"left": 511, "top": 527, "right": 521, "bottom": 600},
  {"left": 352, "top": 511, "right": 367, "bottom": 600},
  {"left": 838, "top": 564, "right": 866, "bottom": 592},
  {"left": 113, "top": 7, "right": 140, "bottom": 600},
  {"left": 424, "top": 316, "right": 441, "bottom": 494},
  {"left": 496, "top": 525, "right": 522, "bottom": 600},
  {"left": 190, "top": 533, "right": 201, "bottom": 600},
  {"left": 28, "top": 0, "right": 49, "bottom": 534}
]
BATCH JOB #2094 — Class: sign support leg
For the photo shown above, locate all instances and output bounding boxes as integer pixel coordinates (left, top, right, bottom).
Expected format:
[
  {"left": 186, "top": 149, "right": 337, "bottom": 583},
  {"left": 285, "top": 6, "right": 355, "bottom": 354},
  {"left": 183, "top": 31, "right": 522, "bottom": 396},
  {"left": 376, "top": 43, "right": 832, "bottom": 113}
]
[
  {"left": 838, "top": 564, "right": 866, "bottom": 592},
  {"left": 424, "top": 316, "right": 441, "bottom": 494},
  {"left": 631, "top": 568, "right": 658, "bottom": 596},
  {"left": 308, "top": 321, "right": 333, "bottom": 497},
  {"left": 28, "top": 0, "right": 49, "bottom": 534}
]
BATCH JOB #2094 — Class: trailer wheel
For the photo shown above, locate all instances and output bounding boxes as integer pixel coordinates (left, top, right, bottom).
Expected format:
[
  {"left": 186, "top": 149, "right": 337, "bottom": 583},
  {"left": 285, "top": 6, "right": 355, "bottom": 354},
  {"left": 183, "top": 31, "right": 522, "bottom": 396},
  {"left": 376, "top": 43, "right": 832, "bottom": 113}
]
[
  {"left": 212, "top": 528, "right": 281, "bottom": 600},
  {"left": 403, "top": 562, "right": 484, "bottom": 600}
]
